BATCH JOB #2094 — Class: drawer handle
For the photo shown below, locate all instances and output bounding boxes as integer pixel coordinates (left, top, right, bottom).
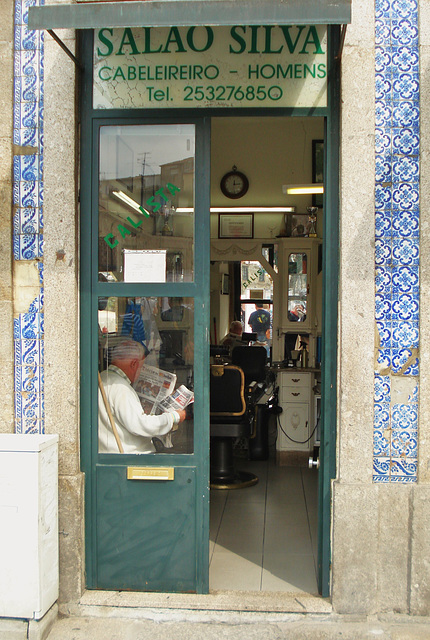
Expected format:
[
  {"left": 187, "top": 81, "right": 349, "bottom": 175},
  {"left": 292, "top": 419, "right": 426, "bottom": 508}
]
[
  {"left": 292, "top": 392, "right": 300, "bottom": 396},
  {"left": 292, "top": 378, "right": 300, "bottom": 382}
]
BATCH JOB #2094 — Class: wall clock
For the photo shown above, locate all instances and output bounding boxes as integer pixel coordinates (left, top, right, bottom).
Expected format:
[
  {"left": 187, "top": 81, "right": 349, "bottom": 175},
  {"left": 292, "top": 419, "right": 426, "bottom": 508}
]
[{"left": 220, "top": 166, "right": 249, "bottom": 199}]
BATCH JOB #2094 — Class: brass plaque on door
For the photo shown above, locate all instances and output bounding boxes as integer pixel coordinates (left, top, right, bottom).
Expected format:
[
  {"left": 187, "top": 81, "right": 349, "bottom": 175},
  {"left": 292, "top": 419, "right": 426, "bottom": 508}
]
[{"left": 127, "top": 467, "right": 174, "bottom": 481}]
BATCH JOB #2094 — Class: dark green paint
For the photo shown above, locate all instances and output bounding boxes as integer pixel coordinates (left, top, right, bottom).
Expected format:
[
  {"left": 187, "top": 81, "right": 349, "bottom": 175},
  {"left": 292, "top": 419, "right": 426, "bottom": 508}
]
[
  {"left": 79, "top": 23, "right": 339, "bottom": 596},
  {"left": 96, "top": 465, "right": 197, "bottom": 591},
  {"left": 317, "top": 24, "right": 340, "bottom": 598}
]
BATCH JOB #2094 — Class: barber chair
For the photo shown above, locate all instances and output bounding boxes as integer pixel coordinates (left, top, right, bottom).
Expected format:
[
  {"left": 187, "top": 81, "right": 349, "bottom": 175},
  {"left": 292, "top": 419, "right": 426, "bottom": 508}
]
[
  {"left": 231, "top": 345, "right": 270, "bottom": 460},
  {"left": 210, "top": 364, "right": 258, "bottom": 489},
  {"left": 232, "top": 345, "right": 268, "bottom": 391}
]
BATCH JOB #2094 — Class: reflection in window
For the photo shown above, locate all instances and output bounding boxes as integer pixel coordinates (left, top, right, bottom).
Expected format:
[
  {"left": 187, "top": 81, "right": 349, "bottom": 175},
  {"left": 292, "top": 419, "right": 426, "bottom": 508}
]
[
  {"left": 98, "top": 124, "right": 195, "bottom": 283},
  {"left": 287, "top": 253, "right": 307, "bottom": 321},
  {"left": 240, "top": 261, "right": 273, "bottom": 302},
  {"left": 239, "top": 261, "right": 273, "bottom": 356},
  {"left": 98, "top": 296, "right": 194, "bottom": 455},
  {"left": 262, "top": 243, "right": 278, "bottom": 273}
]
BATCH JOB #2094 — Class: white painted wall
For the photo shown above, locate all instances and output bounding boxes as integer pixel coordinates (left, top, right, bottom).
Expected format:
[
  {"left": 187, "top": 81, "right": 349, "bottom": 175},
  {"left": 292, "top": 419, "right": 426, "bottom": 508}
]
[{"left": 210, "top": 116, "right": 324, "bottom": 239}]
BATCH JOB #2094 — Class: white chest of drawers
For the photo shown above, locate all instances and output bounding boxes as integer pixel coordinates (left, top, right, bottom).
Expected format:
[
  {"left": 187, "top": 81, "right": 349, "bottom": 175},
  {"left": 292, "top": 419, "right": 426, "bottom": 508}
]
[{"left": 277, "top": 371, "right": 312, "bottom": 454}]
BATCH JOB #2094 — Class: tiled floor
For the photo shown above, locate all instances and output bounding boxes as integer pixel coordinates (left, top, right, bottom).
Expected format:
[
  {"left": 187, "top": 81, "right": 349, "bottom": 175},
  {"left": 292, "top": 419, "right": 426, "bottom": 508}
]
[{"left": 209, "top": 457, "right": 319, "bottom": 594}]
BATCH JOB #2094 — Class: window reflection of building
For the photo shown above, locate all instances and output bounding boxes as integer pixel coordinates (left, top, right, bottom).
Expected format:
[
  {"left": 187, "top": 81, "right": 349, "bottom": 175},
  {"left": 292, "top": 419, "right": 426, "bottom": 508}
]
[{"left": 98, "top": 126, "right": 195, "bottom": 283}]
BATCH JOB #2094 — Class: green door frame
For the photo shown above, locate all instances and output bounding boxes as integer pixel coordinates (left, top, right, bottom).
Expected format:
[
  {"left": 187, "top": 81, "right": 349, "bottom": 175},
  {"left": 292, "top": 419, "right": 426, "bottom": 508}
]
[
  {"left": 318, "top": 24, "right": 340, "bottom": 597},
  {"left": 78, "top": 25, "right": 340, "bottom": 596}
]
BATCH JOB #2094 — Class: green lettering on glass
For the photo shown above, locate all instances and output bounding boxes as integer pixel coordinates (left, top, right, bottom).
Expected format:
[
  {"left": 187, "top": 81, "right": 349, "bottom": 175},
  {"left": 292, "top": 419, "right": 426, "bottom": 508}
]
[
  {"left": 127, "top": 216, "right": 143, "bottom": 228},
  {"left": 166, "top": 183, "right": 181, "bottom": 196},
  {"left": 139, "top": 206, "right": 150, "bottom": 218},
  {"left": 103, "top": 183, "right": 181, "bottom": 249},
  {"left": 146, "top": 195, "right": 159, "bottom": 212},
  {"left": 104, "top": 233, "right": 118, "bottom": 249},
  {"left": 155, "top": 188, "right": 168, "bottom": 203},
  {"left": 118, "top": 225, "right": 132, "bottom": 238}
]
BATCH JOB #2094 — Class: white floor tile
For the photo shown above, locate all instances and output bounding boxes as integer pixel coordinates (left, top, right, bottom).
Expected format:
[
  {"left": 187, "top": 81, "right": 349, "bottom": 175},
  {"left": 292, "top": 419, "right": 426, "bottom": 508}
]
[
  {"left": 261, "top": 552, "right": 318, "bottom": 594},
  {"left": 209, "top": 550, "right": 263, "bottom": 591},
  {"left": 209, "top": 459, "right": 318, "bottom": 593},
  {"left": 216, "top": 529, "right": 264, "bottom": 555}
]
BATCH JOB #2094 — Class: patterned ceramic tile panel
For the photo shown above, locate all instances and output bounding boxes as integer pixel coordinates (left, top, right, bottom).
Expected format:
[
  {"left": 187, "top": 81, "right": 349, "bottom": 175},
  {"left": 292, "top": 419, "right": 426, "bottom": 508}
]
[
  {"left": 374, "top": 0, "right": 419, "bottom": 482},
  {"left": 13, "top": 0, "right": 44, "bottom": 434}
]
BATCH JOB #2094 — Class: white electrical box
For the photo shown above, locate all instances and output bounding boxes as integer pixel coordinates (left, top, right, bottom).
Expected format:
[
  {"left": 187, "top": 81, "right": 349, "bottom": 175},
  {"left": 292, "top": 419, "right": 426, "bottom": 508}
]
[{"left": 0, "top": 434, "right": 59, "bottom": 620}]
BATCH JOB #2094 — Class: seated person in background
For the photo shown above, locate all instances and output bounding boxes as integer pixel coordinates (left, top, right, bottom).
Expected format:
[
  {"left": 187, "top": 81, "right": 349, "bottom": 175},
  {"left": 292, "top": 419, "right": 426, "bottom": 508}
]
[
  {"left": 220, "top": 320, "right": 244, "bottom": 353},
  {"left": 98, "top": 339, "right": 185, "bottom": 453}
]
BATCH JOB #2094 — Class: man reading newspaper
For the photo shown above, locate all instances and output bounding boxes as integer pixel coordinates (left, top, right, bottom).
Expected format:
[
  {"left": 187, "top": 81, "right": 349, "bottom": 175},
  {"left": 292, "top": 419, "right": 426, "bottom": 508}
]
[
  {"left": 98, "top": 340, "right": 186, "bottom": 454},
  {"left": 134, "top": 360, "right": 194, "bottom": 449}
]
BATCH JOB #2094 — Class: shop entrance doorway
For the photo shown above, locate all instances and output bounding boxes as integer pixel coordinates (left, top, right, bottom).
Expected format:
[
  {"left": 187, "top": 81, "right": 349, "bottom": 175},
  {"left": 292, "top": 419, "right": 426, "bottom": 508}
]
[
  {"left": 208, "top": 116, "right": 324, "bottom": 594},
  {"left": 80, "top": 108, "right": 338, "bottom": 596}
]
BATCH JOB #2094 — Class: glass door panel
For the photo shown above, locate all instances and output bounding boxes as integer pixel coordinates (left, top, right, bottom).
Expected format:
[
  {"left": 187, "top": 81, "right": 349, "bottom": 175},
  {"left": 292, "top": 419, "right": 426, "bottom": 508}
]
[
  {"left": 240, "top": 260, "right": 273, "bottom": 355},
  {"left": 98, "top": 124, "right": 195, "bottom": 283},
  {"left": 98, "top": 295, "right": 194, "bottom": 454},
  {"left": 84, "top": 116, "right": 210, "bottom": 593},
  {"left": 287, "top": 252, "right": 308, "bottom": 322}
]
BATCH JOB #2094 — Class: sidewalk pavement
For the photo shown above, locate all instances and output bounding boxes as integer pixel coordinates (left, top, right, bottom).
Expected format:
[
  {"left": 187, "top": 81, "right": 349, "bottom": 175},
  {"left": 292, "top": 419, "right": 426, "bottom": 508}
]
[
  {"left": 45, "top": 614, "right": 430, "bottom": 640},
  {"left": 3, "top": 591, "right": 430, "bottom": 640}
]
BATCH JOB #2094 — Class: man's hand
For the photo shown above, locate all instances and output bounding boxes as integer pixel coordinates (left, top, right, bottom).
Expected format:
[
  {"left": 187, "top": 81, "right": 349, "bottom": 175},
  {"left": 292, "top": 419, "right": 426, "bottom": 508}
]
[{"left": 171, "top": 409, "right": 187, "bottom": 432}]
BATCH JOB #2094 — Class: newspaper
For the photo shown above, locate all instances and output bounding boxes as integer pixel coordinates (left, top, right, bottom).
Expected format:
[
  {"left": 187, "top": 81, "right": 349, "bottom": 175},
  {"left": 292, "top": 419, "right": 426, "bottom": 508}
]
[
  {"left": 156, "top": 385, "right": 194, "bottom": 413},
  {"left": 133, "top": 364, "right": 193, "bottom": 415}
]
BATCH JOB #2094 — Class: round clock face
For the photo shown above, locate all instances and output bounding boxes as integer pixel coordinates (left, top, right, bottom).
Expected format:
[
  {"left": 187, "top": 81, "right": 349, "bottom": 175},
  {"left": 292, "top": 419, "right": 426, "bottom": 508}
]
[{"left": 220, "top": 170, "right": 249, "bottom": 199}]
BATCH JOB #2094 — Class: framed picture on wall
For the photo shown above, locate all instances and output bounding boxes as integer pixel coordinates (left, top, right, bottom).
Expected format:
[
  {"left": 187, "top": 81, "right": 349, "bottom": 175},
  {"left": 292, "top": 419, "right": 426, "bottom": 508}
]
[
  {"left": 218, "top": 213, "right": 254, "bottom": 239},
  {"left": 221, "top": 274, "right": 230, "bottom": 295},
  {"left": 282, "top": 213, "right": 311, "bottom": 237},
  {"left": 312, "top": 139, "right": 324, "bottom": 208}
]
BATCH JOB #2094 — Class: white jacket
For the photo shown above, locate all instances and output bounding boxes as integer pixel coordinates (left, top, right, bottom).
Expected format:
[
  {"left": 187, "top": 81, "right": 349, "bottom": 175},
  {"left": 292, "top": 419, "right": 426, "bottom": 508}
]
[{"left": 98, "top": 365, "right": 180, "bottom": 454}]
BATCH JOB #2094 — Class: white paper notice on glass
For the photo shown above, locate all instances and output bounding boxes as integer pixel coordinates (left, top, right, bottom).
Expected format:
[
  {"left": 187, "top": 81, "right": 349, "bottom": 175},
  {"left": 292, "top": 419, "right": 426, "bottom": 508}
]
[{"left": 123, "top": 249, "right": 166, "bottom": 283}]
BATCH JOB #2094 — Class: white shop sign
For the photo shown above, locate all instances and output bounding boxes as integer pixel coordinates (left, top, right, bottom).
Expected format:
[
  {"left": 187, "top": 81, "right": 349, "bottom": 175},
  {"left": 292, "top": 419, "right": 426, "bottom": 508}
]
[{"left": 93, "top": 25, "right": 327, "bottom": 109}]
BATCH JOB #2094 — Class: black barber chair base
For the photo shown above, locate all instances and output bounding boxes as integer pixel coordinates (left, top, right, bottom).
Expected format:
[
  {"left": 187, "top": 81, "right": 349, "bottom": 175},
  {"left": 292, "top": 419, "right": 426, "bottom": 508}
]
[
  {"left": 210, "top": 436, "right": 258, "bottom": 490},
  {"left": 210, "top": 364, "right": 259, "bottom": 490}
]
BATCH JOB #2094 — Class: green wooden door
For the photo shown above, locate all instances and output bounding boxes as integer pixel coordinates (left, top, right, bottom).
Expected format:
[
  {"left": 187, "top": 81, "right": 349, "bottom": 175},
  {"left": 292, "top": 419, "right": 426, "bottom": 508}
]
[
  {"left": 317, "top": 25, "right": 340, "bottom": 597},
  {"left": 81, "top": 116, "right": 211, "bottom": 593}
]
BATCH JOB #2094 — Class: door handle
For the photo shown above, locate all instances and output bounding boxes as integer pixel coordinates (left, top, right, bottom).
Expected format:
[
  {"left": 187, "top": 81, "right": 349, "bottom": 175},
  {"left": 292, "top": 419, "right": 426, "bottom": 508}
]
[{"left": 308, "top": 457, "right": 320, "bottom": 470}]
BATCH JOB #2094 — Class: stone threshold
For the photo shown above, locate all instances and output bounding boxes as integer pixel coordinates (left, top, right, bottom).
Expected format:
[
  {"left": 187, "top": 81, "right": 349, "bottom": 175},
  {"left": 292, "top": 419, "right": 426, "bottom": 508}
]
[{"left": 60, "top": 590, "right": 332, "bottom": 623}]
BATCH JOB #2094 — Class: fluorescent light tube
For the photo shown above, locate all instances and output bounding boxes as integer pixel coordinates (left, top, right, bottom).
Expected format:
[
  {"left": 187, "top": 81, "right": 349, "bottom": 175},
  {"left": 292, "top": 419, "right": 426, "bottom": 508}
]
[
  {"left": 175, "top": 206, "right": 297, "bottom": 214},
  {"left": 282, "top": 184, "right": 324, "bottom": 195},
  {"left": 112, "top": 191, "right": 151, "bottom": 217}
]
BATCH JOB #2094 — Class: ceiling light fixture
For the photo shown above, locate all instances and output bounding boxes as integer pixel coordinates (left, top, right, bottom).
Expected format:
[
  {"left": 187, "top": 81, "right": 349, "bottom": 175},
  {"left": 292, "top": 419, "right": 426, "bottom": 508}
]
[
  {"left": 175, "top": 206, "right": 297, "bottom": 214},
  {"left": 112, "top": 190, "right": 151, "bottom": 217},
  {"left": 282, "top": 184, "right": 324, "bottom": 195}
]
